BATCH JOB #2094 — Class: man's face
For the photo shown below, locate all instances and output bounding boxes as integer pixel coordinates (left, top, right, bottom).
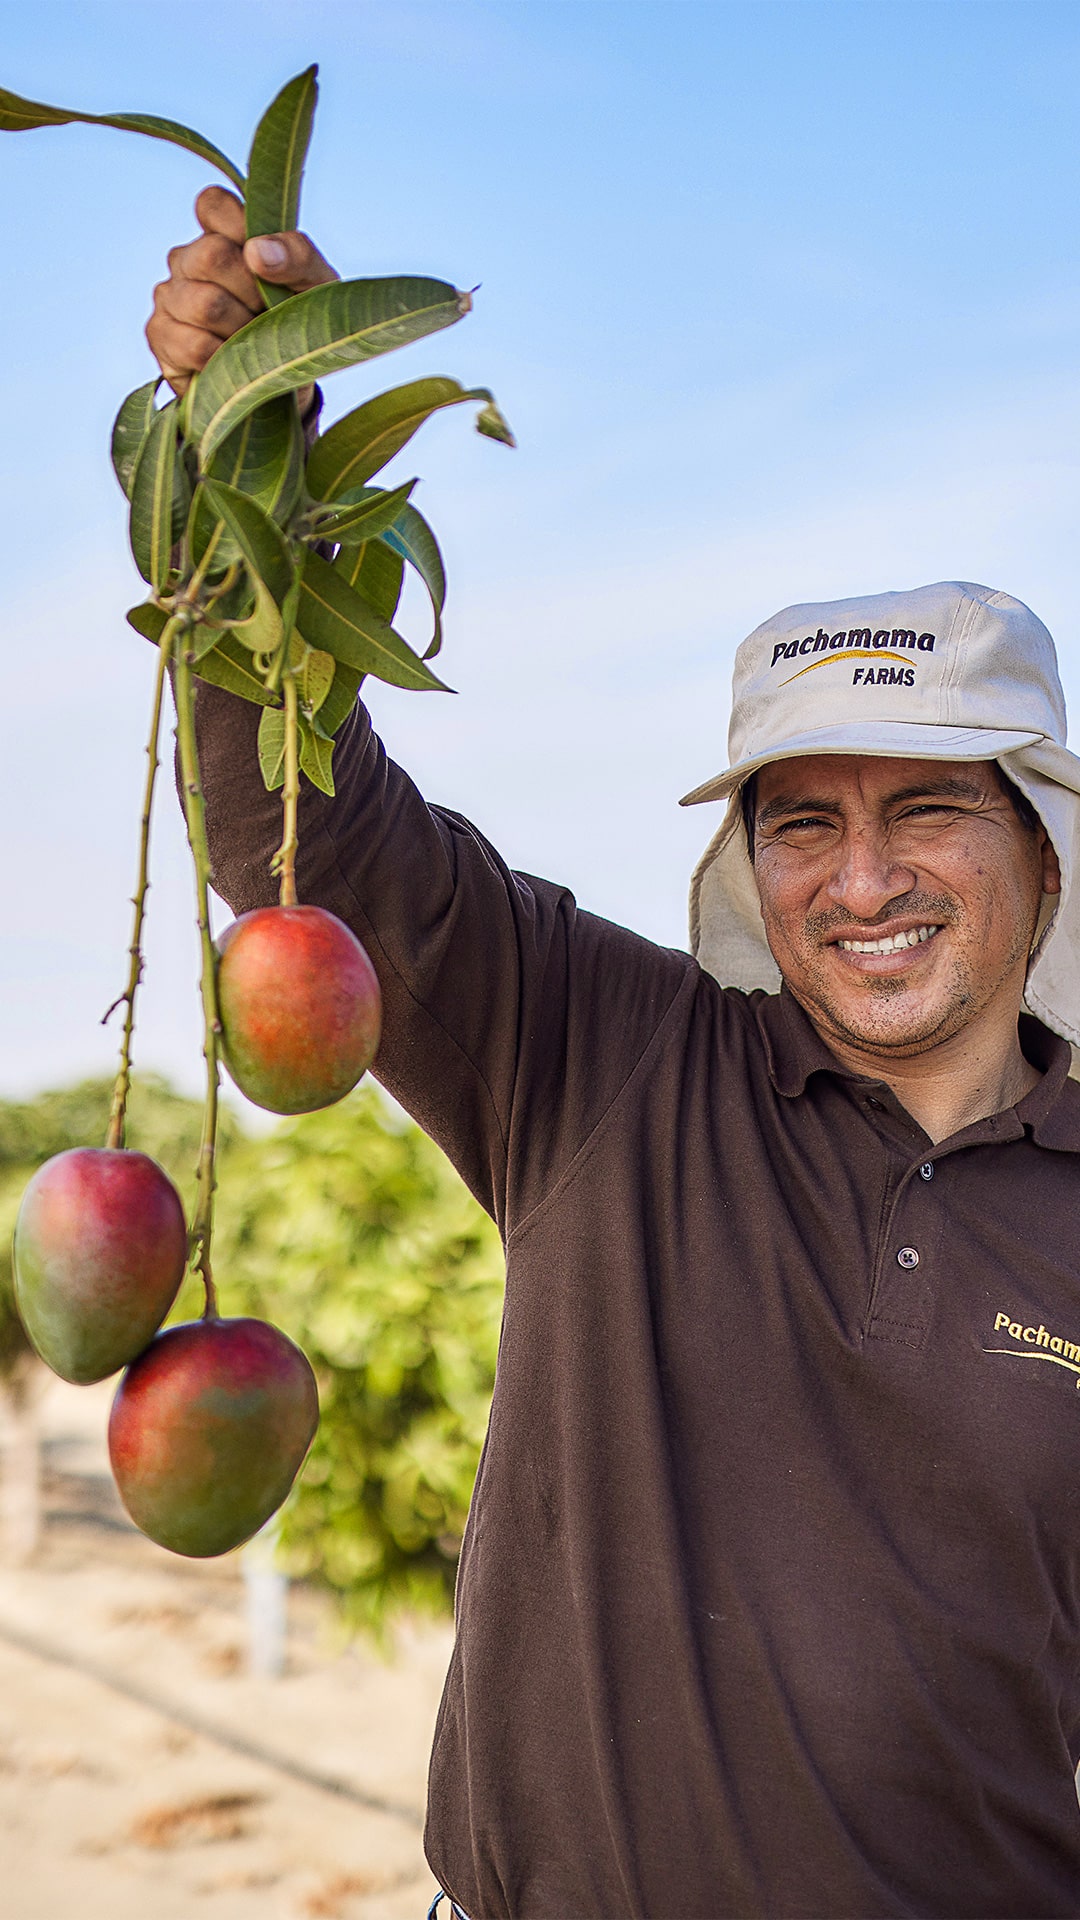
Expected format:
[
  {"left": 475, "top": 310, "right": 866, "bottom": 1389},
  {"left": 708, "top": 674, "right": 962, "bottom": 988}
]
[{"left": 750, "top": 755, "right": 1060, "bottom": 1061}]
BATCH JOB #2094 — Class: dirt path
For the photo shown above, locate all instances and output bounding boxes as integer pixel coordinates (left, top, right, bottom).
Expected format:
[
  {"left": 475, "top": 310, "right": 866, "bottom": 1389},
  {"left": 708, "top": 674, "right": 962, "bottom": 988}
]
[{"left": 0, "top": 1377, "right": 451, "bottom": 1920}]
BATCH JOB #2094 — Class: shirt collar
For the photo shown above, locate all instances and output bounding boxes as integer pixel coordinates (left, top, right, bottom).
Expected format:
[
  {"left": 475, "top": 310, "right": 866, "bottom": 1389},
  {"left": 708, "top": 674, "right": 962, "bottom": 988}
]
[
  {"left": 756, "top": 986, "right": 1080, "bottom": 1152},
  {"left": 758, "top": 985, "right": 863, "bottom": 1098},
  {"left": 1015, "top": 1014, "right": 1080, "bottom": 1148}
]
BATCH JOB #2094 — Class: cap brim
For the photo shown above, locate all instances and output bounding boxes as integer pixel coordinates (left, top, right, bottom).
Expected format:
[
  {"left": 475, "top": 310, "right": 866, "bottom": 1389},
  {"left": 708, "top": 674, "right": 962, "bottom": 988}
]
[{"left": 679, "top": 722, "right": 1046, "bottom": 807}]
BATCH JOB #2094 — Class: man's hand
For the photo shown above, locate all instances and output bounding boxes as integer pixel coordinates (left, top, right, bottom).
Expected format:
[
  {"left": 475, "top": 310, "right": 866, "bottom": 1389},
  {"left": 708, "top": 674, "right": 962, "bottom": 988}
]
[{"left": 146, "top": 185, "right": 338, "bottom": 413}]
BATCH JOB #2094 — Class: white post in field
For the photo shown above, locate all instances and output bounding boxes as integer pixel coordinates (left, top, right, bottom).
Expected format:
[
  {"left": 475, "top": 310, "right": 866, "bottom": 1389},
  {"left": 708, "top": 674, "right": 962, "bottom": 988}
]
[{"left": 242, "top": 1513, "right": 287, "bottom": 1677}]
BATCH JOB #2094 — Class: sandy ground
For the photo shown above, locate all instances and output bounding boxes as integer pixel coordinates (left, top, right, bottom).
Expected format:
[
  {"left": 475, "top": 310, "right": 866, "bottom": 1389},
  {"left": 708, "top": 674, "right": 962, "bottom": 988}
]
[{"left": 0, "top": 1375, "right": 452, "bottom": 1920}]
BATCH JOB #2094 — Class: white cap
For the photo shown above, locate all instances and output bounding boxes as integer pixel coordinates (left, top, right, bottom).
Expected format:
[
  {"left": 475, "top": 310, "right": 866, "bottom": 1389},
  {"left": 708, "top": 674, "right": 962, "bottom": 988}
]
[{"left": 682, "top": 581, "right": 1080, "bottom": 1044}]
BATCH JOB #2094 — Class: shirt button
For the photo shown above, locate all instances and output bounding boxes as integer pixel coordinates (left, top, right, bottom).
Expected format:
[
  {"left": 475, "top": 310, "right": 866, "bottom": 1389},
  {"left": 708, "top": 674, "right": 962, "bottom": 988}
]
[
  {"left": 897, "top": 1246, "right": 920, "bottom": 1270},
  {"left": 919, "top": 1162, "right": 934, "bottom": 1181}
]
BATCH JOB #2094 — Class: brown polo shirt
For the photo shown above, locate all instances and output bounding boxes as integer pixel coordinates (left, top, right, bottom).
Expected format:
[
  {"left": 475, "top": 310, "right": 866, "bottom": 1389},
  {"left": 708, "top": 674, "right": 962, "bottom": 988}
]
[{"left": 194, "top": 684, "right": 1080, "bottom": 1918}]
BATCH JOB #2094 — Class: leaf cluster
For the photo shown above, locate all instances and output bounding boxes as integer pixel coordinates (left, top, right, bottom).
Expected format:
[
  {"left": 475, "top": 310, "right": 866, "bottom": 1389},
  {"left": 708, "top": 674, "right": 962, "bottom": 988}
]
[
  {"left": 0, "top": 67, "right": 513, "bottom": 798},
  {"left": 1, "top": 71, "right": 509, "bottom": 1610}
]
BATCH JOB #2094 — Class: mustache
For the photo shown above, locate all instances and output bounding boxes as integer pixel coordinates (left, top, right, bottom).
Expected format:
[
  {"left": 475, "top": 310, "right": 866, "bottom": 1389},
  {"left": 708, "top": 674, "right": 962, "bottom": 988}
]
[{"left": 806, "top": 892, "right": 959, "bottom": 940}]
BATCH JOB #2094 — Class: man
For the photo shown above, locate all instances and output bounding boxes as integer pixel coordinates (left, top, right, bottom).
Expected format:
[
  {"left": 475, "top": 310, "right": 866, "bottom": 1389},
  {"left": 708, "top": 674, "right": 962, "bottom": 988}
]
[{"left": 149, "top": 191, "right": 1080, "bottom": 1917}]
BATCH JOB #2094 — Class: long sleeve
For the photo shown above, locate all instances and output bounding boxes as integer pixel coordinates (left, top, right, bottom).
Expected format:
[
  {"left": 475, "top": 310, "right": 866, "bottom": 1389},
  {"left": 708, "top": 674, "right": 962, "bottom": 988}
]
[{"left": 191, "top": 680, "right": 693, "bottom": 1233}]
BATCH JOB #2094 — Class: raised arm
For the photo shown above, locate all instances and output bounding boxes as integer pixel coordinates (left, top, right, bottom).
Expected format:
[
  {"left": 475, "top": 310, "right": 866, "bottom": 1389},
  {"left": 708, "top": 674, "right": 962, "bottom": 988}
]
[
  {"left": 189, "top": 677, "right": 692, "bottom": 1232},
  {"left": 150, "top": 200, "right": 694, "bottom": 1232}
]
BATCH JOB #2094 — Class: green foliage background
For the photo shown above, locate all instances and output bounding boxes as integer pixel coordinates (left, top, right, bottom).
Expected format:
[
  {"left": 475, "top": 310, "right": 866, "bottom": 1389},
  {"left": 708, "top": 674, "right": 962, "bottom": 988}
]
[{"left": 0, "top": 1077, "right": 504, "bottom": 1631}]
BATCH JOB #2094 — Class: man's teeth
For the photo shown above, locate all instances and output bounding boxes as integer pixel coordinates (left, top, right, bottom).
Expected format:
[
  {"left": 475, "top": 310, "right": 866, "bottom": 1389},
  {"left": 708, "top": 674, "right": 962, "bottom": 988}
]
[{"left": 838, "top": 925, "right": 940, "bottom": 954}]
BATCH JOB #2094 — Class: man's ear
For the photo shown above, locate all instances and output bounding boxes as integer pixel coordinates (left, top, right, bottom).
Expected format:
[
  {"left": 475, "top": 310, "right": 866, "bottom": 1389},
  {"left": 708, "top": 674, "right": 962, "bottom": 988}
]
[{"left": 1041, "top": 833, "right": 1062, "bottom": 895}]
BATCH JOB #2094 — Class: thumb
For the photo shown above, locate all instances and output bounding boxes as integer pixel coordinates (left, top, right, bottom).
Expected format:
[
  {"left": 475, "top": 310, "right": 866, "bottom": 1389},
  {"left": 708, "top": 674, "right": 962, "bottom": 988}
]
[{"left": 244, "top": 230, "right": 338, "bottom": 292}]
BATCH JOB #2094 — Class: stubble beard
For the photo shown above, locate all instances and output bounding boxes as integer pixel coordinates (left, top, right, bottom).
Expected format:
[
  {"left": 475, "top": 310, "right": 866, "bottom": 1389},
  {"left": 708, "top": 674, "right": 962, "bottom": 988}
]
[
  {"left": 774, "top": 890, "right": 975, "bottom": 1062},
  {"left": 776, "top": 886, "right": 1039, "bottom": 1062}
]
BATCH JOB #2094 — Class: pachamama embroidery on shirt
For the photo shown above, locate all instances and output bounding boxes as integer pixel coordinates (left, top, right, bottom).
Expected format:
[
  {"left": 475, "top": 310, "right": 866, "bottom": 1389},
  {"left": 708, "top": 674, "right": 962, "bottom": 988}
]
[{"left": 985, "top": 1310, "right": 1080, "bottom": 1387}]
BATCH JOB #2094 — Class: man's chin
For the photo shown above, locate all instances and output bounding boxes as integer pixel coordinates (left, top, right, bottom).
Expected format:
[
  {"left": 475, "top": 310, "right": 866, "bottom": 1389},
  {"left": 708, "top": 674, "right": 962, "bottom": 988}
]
[{"left": 789, "top": 974, "right": 967, "bottom": 1060}]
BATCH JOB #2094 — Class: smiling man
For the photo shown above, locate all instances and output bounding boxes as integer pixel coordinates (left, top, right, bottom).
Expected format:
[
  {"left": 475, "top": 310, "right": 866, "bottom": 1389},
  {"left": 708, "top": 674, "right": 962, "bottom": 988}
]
[
  {"left": 745, "top": 754, "right": 1059, "bottom": 1137},
  {"left": 684, "top": 582, "right": 1072, "bottom": 1149},
  {"left": 148, "top": 202, "right": 1080, "bottom": 1920}
]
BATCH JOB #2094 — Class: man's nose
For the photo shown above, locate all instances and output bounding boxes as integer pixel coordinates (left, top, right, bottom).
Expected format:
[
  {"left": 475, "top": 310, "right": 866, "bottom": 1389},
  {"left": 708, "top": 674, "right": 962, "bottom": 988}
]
[{"left": 825, "top": 827, "right": 917, "bottom": 920}]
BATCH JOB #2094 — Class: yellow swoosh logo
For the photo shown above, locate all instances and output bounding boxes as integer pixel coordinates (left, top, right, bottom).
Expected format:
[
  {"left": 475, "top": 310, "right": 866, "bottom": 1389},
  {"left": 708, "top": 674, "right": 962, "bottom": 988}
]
[
  {"left": 984, "top": 1346, "right": 1080, "bottom": 1387},
  {"left": 780, "top": 648, "right": 911, "bottom": 686}
]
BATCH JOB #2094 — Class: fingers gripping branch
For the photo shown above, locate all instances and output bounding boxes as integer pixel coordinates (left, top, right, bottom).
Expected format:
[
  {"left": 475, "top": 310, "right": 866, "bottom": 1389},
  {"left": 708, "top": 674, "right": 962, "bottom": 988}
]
[{"left": 146, "top": 185, "right": 338, "bottom": 398}]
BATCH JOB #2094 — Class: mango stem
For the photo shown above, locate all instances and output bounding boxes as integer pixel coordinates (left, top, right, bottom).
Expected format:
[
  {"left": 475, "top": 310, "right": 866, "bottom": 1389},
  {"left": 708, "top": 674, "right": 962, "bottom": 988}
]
[
  {"left": 274, "top": 670, "right": 300, "bottom": 907},
  {"left": 173, "top": 627, "right": 222, "bottom": 1319},
  {"left": 104, "top": 624, "right": 174, "bottom": 1151}
]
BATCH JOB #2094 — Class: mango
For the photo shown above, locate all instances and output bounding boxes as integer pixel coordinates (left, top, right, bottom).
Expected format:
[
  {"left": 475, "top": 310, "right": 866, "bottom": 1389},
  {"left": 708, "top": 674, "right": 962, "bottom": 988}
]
[
  {"left": 216, "top": 905, "right": 382, "bottom": 1114},
  {"left": 13, "top": 1148, "right": 187, "bottom": 1383},
  {"left": 108, "top": 1315, "right": 319, "bottom": 1557}
]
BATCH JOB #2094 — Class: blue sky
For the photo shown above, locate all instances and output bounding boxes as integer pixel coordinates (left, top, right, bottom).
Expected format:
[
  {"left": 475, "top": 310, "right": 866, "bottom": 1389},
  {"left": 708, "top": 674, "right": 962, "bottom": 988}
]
[{"left": 2, "top": 0, "right": 1080, "bottom": 1099}]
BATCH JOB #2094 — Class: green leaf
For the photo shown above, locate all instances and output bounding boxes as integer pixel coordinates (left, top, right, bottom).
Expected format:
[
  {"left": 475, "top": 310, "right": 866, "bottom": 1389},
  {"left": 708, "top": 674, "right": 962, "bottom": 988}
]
[
  {"left": 475, "top": 399, "right": 516, "bottom": 446},
  {"left": 335, "top": 536, "right": 404, "bottom": 623},
  {"left": 245, "top": 66, "right": 318, "bottom": 310},
  {"left": 126, "top": 602, "right": 277, "bottom": 706},
  {"left": 126, "top": 601, "right": 168, "bottom": 644},
  {"left": 194, "top": 475, "right": 294, "bottom": 660},
  {"left": 299, "top": 715, "right": 335, "bottom": 794},
  {"left": 188, "top": 277, "right": 472, "bottom": 464},
  {"left": 300, "top": 646, "right": 335, "bottom": 718},
  {"left": 305, "top": 478, "right": 416, "bottom": 544},
  {"left": 297, "top": 551, "right": 450, "bottom": 693},
  {"left": 186, "top": 619, "right": 231, "bottom": 664},
  {"left": 220, "top": 576, "right": 282, "bottom": 656},
  {"left": 381, "top": 502, "right": 447, "bottom": 658},
  {"left": 306, "top": 376, "right": 509, "bottom": 498},
  {"left": 205, "top": 570, "right": 255, "bottom": 620},
  {"left": 0, "top": 84, "right": 244, "bottom": 187},
  {"left": 316, "top": 661, "right": 365, "bottom": 736},
  {"left": 195, "top": 635, "right": 279, "bottom": 706},
  {"left": 111, "top": 379, "right": 161, "bottom": 500},
  {"left": 258, "top": 706, "right": 287, "bottom": 790},
  {"left": 199, "top": 478, "right": 295, "bottom": 607},
  {"left": 188, "top": 395, "right": 304, "bottom": 571},
  {"left": 128, "top": 401, "right": 182, "bottom": 591}
]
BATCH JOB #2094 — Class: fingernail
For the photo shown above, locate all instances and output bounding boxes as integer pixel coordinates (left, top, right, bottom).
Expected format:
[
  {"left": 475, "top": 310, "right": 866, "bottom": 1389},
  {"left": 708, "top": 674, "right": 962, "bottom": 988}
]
[{"left": 252, "top": 238, "right": 287, "bottom": 269}]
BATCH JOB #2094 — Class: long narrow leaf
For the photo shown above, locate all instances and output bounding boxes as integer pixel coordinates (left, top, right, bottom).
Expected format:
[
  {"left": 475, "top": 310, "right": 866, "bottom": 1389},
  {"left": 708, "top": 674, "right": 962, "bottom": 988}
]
[
  {"left": 0, "top": 84, "right": 244, "bottom": 187},
  {"left": 299, "top": 716, "right": 335, "bottom": 794},
  {"left": 198, "top": 477, "right": 296, "bottom": 659},
  {"left": 335, "top": 537, "right": 404, "bottom": 623},
  {"left": 126, "top": 601, "right": 276, "bottom": 705},
  {"left": 316, "top": 661, "right": 365, "bottom": 736},
  {"left": 188, "top": 396, "right": 304, "bottom": 570},
  {"left": 187, "top": 619, "right": 229, "bottom": 664},
  {"left": 306, "top": 479, "right": 416, "bottom": 544},
  {"left": 306, "top": 376, "right": 510, "bottom": 498},
  {"left": 245, "top": 66, "right": 318, "bottom": 309},
  {"left": 199, "top": 478, "right": 295, "bottom": 606},
  {"left": 128, "top": 402, "right": 181, "bottom": 590},
  {"left": 297, "top": 551, "right": 450, "bottom": 692},
  {"left": 382, "top": 502, "right": 447, "bottom": 658},
  {"left": 300, "top": 646, "right": 336, "bottom": 718},
  {"left": 257, "top": 707, "right": 287, "bottom": 789},
  {"left": 111, "top": 379, "right": 161, "bottom": 499},
  {"left": 188, "top": 276, "right": 472, "bottom": 463},
  {"left": 195, "top": 633, "right": 279, "bottom": 705}
]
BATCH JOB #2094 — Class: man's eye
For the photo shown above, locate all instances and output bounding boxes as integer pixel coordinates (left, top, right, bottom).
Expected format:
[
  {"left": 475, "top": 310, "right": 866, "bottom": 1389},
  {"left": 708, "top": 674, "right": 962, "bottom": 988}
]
[{"left": 775, "top": 816, "right": 833, "bottom": 836}]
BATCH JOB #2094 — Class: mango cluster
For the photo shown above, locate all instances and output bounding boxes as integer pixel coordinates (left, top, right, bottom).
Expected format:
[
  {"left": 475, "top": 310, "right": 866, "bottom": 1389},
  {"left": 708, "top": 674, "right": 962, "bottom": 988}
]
[{"left": 12, "top": 904, "right": 380, "bottom": 1557}]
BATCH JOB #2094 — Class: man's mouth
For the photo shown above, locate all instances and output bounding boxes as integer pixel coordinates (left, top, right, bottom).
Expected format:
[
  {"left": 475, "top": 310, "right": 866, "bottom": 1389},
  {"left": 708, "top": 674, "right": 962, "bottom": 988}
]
[{"left": 835, "top": 924, "right": 942, "bottom": 955}]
